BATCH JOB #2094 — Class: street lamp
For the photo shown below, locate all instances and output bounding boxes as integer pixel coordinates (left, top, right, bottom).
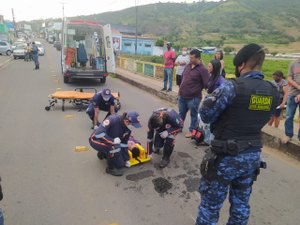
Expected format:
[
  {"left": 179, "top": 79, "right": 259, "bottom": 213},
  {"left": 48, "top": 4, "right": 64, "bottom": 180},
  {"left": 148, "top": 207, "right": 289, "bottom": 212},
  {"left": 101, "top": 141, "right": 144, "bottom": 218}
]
[{"left": 135, "top": 0, "right": 138, "bottom": 56}]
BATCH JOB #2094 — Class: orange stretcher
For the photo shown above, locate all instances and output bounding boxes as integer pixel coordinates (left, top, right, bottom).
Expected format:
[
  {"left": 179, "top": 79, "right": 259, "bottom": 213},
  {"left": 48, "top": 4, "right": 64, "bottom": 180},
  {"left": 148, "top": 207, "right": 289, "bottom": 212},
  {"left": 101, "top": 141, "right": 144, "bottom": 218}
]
[{"left": 45, "top": 88, "right": 120, "bottom": 111}]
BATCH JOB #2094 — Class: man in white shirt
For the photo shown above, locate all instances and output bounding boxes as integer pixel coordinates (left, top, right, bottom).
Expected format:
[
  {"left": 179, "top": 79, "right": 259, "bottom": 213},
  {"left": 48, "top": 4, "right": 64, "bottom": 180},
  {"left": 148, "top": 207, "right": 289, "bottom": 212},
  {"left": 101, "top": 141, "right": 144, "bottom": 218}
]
[{"left": 175, "top": 47, "right": 190, "bottom": 86}]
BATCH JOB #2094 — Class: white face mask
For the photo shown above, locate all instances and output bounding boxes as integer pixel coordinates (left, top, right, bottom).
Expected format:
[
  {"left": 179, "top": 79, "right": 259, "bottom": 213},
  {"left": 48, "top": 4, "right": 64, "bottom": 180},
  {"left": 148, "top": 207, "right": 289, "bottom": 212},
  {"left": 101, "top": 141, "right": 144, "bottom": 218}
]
[
  {"left": 127, "top": 124, "right": 133, "bottom": 130},
  {"left": 182, "top": 51, "right": 187, "bottom": 56}
]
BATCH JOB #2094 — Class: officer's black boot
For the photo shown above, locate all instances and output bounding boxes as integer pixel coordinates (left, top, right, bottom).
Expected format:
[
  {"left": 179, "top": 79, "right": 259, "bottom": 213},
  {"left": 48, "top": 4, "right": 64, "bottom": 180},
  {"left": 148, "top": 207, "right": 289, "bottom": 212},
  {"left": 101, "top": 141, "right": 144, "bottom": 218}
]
[
  {"left": 106, "top": 167, "right": 123, "bottom": 176},
  {"left": 106, "top": 159, "right": 123, "bottom": 176},
  {"left": 159, "top": 143, "right": 174, "bottom": 168}
]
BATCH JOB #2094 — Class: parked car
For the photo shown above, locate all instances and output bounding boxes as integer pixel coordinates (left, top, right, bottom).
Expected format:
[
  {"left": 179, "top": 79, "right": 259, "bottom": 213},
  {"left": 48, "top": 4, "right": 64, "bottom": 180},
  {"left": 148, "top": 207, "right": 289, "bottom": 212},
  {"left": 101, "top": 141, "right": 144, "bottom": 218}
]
[
  {"left": 12, "top": 41, "right": 26, "bottom": 50},
  {"left": 0, "top": 40, "right": 12, "bottom": 56},
  {"left": 13, "top": 44, "right": 27, "bottom": 59}
]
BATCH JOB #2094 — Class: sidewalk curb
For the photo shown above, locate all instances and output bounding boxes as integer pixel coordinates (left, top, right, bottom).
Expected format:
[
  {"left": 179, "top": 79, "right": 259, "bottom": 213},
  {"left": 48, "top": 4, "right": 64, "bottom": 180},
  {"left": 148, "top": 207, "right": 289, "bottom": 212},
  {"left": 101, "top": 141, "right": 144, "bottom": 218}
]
[
  {"left": 262, "top": 128, "right": 300, "bottom": 160},
  {"left": 0, "top": 57, "right": 12, "bottom": 68},
  {"left": 115, "top": 72, "right": 178, "bottom": 104},
  {"left": 116, "top": 70, "right": 300, "bottom": 160}
]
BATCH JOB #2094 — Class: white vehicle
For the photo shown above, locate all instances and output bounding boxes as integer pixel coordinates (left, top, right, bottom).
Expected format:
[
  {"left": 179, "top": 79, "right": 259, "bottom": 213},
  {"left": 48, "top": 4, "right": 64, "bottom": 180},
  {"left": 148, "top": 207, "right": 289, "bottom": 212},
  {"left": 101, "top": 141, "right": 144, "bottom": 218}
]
[
  {"left": 61, "top": 20, "right": 115, "bottom": 83},
  {"left": 13, "top": 44, "right": 27, "bottom": 59},
  {"left": 0, "top": 40, "right": 13, "bottom": 56},
  {"left": 12, "top": 41, "right": 26, "bottom": 50},
  {"left": 36, "top": 42, "right": 45, "bottom": 56}
]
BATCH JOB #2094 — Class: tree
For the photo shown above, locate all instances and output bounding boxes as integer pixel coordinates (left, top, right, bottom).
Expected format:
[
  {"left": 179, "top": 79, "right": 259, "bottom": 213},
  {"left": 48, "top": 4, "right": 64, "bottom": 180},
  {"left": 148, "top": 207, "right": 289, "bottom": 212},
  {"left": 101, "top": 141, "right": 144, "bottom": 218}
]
[{"left": 155, "top": 38, "right": 164, "bottom": 47}]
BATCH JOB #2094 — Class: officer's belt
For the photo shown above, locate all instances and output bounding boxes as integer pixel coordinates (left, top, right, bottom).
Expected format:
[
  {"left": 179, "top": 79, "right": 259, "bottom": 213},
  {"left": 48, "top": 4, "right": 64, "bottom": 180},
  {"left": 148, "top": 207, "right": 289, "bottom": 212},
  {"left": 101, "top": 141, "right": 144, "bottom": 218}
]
[{"left": 211, "top": 139, "right": 262, "bottom": 155}]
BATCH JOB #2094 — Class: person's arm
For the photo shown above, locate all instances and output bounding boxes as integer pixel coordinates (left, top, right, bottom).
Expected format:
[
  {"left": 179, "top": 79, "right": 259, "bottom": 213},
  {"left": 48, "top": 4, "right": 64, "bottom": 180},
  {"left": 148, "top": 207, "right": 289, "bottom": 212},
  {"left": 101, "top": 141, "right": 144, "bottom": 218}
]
[
  {"left": 200, "top": 81, "right": 236, "bottom": 123},
  {"left": 147, "top": 120, "right": 155, "bottom": 154},
  {"left": 175, "top": 56, "right": 180, "bottom": 66},
  {"left": 93, "top": 107, "right": 100, "bottom": 127},
  {"left": 280, "top": 85, "right": 289, "bottom": 108},
  {"left": 200, "top": 67, "right": 210, "bottom": 89},
  {"left": 287, "top": 76, "right": 300, "bottom": 90},
  {"left": 92, "top": 119, "right": 114, "bottom": 146},
  {"left": 110, "top": 105, "right": 115, "bottom": 115},
  {"left": 167, "top": 115, "right": 183, "bottom": 136}
]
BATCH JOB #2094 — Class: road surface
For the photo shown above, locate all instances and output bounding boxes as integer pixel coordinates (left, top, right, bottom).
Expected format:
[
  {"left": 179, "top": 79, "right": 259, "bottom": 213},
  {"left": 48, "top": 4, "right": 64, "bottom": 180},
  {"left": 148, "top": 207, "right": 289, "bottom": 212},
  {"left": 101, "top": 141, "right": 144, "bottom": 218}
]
[{"left": 0, "top": 41, "right": 299, "bottom": 225}]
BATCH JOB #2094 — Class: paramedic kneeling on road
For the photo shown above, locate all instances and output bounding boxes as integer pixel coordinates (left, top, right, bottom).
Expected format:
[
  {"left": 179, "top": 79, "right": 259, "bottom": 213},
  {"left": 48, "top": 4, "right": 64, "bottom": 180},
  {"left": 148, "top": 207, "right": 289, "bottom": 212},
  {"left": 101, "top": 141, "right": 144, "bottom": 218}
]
[
  {"left": 86, "top": 89, "right": 116, "bottom": 129},
  {"left": 195, "top": 43, "right": 279, "bottom": 225},
  {"left": 89, "top": 112, "right": 141, "bottom": 176},
  {"left": 147, "top": 108, "right": 183, "bottom": 168}
]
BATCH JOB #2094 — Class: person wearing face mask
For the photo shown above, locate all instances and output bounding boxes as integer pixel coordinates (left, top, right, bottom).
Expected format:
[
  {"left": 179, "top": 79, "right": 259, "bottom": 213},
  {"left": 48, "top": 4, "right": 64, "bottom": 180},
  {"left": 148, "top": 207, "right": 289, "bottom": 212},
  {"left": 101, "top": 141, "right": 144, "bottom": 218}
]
[
  {"left": 268, "top": 71, "right": 288, "bottom": 128},
  {"left": 147, "top": 108, "right": 183, "bottom": 168},
  {"left": 195, "top": 43, "right": 279, "bottom": 225},
  {"left": 89, "top": 112, "right": 142, "bottom": 176},
  {"left": 86, "top": 89, "right": 117, "bottom": 130},
  {"left": 175, "top": 47, "right": 190, "bottom": 86}
]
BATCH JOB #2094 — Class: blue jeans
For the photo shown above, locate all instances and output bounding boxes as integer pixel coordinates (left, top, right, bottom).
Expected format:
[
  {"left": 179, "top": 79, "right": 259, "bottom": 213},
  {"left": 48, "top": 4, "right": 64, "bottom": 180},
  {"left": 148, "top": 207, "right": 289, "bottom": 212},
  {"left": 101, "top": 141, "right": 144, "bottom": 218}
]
[
  {"left": 0, "top": 208, "right": 4, "bottom": 225},
  {"left": 284, "top": 95, "right": 300, "bottom": 139},
  {"left": 196, "top": 151, "right": 261, "bottom": 225},
  {"left": 164, "top": 68, "right": 173, "bottom": 90},
  {"left": 32, "top": 53, "right": 39, "bottom": 67},
  {"left": 178, "top": 96, "right": 201, "bottom": 132}
]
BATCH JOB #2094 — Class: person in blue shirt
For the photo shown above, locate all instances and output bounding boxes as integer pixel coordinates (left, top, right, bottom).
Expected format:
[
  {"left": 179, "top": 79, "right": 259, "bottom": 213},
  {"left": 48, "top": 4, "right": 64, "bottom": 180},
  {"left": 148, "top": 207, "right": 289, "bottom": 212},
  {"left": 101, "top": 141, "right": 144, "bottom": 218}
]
[
  {"left": 195, "top": 44, "right": 279, "bottom": 225},
  {"left": 86, "top": 89, "right": 116, "bottom": 130},
  {"left": 89, "top": 112, "right": 141, "bottom": 176}
]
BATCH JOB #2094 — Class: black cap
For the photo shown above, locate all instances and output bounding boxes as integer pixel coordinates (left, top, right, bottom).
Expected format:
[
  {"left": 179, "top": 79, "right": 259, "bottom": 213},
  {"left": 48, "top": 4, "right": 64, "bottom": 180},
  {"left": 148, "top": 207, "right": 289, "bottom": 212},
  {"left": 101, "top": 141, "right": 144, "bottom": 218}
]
[{"left": 233, "top": 43, "right": 263, "bottom": 67}]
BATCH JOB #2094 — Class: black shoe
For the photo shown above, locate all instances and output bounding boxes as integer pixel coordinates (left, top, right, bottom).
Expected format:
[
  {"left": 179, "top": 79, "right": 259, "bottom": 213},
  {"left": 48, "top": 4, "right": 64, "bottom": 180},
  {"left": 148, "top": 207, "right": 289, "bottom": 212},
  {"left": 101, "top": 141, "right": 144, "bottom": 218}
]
[
  {"left": 106, "top": 167, "right": 124, "bottom": 176},
  {"left": 159, "top": 158, "right": 170, "bottom": 168},
  {"left": 97, "top": 152, "right": 105, "bottom": 160},
  {"left": 167, "top": 89, "right": 172, "bottom": 92},
  {"left": 161, "top": 88, "right": 167, "bottom": 91}
]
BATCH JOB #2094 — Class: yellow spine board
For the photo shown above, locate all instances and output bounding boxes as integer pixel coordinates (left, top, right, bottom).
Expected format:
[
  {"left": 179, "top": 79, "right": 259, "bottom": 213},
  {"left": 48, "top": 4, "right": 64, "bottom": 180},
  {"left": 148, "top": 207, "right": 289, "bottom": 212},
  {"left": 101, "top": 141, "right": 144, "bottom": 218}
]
[{"left": 128, "top": 144, "right": 151, "bottom": 166}]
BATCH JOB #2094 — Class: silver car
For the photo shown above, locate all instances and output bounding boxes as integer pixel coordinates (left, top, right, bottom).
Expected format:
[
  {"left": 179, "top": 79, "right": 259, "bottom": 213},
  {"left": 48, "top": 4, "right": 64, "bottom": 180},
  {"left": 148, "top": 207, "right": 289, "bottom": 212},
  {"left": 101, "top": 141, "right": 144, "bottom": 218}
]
[
  {"left": 13, "top": 44, "right": 27, "bottom": 59},
  {"left": 0, "top": 41, "right": 12, "bottom": 56}
]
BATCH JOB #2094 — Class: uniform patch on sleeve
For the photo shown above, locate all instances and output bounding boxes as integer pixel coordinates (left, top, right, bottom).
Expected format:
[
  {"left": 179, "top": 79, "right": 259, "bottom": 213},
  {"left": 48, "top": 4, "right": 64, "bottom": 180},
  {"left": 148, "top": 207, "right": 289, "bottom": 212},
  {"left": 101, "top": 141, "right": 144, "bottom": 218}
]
[
  {"left": 103, "top": 119, "right": 110, "bottom": 127},
  {"left": 249, "top": 95, "right": 273, "bottom": 111}
]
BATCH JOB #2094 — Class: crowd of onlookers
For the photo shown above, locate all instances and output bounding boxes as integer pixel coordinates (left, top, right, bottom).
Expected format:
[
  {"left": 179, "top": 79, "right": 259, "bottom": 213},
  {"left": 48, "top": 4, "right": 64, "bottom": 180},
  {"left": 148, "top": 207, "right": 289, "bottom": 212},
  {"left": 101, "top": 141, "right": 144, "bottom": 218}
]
[{"left": 162, "top": 43, "right": 300, "bottom": 144}]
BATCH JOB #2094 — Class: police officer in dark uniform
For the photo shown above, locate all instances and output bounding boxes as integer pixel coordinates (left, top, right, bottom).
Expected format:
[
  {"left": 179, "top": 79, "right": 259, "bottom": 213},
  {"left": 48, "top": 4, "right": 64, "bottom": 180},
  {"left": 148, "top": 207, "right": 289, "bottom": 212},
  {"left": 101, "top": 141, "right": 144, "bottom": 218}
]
[
  {"left": 147, "top": 108, "right": 183, "bottom": 168},
  {"left": 195, "top": 44, "right": 279, "bottom": 225},
  {"left": 86, "top": 89, "right": 117, "bottom": 130},
  {"left": 89, "top": 111, "right": 141, "bottom": 176}
]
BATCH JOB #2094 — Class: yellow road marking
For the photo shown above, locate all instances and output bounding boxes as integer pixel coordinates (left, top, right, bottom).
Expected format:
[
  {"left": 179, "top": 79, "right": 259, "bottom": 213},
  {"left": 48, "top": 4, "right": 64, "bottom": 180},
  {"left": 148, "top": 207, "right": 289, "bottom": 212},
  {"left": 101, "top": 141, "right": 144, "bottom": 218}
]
[
  {"left": 74, "top": 146, "right": 89, "bottom": 152},
  {"left": 64, "top": 114, "right": 75, "bottom": 119}
]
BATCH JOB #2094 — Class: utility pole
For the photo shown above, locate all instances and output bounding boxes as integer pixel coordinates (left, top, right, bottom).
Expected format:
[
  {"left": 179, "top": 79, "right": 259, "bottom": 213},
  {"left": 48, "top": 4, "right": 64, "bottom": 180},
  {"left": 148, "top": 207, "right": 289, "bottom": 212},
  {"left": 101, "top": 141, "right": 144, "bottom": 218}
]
[
  {"left": 135, "top": 0, "right": 138, "bottom": 56},
  {"left": 11, "top": 8, "right": 18, "bottom": 38}
]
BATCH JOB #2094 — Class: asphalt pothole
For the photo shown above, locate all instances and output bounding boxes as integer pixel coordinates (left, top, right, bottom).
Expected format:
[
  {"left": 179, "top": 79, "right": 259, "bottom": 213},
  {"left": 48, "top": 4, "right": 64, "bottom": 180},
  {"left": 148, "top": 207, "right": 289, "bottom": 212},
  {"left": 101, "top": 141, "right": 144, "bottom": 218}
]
[
  {"left": 183, "top": 177, "right": 200, "bottom": 192},
  {"left": 152, "top": 177, "right": 172, "bottom": 194}
]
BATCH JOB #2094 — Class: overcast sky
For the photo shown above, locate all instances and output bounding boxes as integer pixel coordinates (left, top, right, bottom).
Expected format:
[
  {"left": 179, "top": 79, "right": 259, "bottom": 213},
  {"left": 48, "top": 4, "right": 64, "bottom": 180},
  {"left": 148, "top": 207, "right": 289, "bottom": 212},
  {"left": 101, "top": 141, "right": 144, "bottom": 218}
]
[{"left": 1, "top": 0, "right": 220, "bottom": 21}]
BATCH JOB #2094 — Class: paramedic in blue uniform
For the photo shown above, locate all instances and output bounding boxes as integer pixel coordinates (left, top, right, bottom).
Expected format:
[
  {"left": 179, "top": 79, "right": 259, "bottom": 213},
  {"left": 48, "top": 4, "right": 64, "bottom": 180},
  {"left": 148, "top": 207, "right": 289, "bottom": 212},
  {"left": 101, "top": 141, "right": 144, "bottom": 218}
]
[
  {"left": 89, "top": 112, "right": 141, "bottom": 176},
  {"left": 86, "top": 88, "right": 116, "bottom": 129},
  {"left": 196, "top": 43, "right": 279, "bottom": 225},
  {"left": 147, "top": 108, "right": 183, "bottom": 168}
]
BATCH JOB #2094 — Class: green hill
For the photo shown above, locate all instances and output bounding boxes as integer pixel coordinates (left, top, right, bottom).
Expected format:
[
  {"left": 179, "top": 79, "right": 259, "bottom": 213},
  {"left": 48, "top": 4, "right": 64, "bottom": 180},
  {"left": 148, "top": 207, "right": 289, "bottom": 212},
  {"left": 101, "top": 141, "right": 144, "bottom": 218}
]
[{"left": 72, "top": 0, "right": 300, "bottom": 49}]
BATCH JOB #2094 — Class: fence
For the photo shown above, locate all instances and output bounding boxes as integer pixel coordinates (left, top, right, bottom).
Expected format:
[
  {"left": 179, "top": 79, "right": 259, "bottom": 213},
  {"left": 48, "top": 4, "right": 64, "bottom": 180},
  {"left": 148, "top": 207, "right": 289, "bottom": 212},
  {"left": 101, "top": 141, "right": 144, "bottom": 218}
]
[
  {"left": 117, "top": 56, "right": 172, "bottom": 80},
  {"left": 116, "top": 56, "right": 237, "bottom": 80}
]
